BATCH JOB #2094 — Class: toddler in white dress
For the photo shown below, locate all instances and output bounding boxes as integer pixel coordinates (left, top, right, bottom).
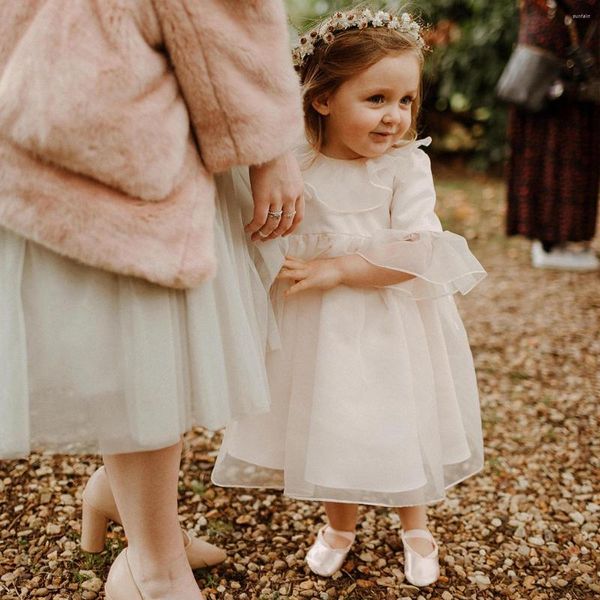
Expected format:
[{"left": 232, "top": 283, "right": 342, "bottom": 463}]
[{"left": 213, "top": 7, "right": 486, "bottom": 587}]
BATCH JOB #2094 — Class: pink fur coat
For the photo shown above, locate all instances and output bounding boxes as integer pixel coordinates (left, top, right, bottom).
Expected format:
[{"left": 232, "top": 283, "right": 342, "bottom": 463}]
[{"left": 0, "top": 0, "right": 302, "bottom": 288}]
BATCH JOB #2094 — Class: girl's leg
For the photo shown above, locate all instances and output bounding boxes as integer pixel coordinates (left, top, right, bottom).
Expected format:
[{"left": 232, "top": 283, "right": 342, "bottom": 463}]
[
  {"left": 103, "top": 441, "right": 202, "bottom": 600},
  {"left": 396, "top": 506, "right": 435, "bottom": 556},
  {"left": 323, "top": 502, "right": 359, "bottom": 549}
]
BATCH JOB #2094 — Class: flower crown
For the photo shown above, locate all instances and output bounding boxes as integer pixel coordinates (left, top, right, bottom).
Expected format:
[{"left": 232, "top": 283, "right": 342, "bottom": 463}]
[{"left": 292, "top": 9, "right": 425, "bottom": 70}]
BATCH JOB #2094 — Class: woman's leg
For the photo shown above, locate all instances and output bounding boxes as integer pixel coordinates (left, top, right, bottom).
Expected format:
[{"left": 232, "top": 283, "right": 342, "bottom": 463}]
[
  {"left": 396, "top": 506, "right": 434, "bottom": 556},
  {"left": 103, "top": 441, "right": 202, "bottom": 600},
  {"left": 323, "top": 502, "right": 359, "bottom": 548}
]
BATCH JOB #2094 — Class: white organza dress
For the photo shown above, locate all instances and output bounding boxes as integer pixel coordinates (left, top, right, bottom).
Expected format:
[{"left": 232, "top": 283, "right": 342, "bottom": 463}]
[
  {"left": 212, "top": 138, "right": 487, "bottom": 507},
  {"left": 0, "top": 174, "right": 271, "bottom": 458}
]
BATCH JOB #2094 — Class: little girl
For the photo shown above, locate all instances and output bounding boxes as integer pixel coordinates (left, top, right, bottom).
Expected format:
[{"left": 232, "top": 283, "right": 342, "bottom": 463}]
[{"left": 213, "top": 7, "right": 486, "bottom": 587}]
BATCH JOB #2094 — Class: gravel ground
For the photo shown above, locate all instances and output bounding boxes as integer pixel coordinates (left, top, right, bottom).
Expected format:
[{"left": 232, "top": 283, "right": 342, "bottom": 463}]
[{"left": 1, "top": 170, "right": 598, "bottom": 600}]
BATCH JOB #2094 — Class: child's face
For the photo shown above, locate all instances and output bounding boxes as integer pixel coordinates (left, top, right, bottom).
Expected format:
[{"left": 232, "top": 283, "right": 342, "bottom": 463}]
[{"left": 314, "top": 53, "right": 420, "bottom": 160}]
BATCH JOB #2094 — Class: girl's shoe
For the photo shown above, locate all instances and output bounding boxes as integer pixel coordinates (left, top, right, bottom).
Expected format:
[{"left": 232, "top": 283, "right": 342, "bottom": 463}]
[
  {"left": 401, "top": 528, "right": 440, "bottom": 587},
  {"left": 305, "top": 525, "right": 355, "bottom": 577},
  {"left": 104, "top": 549, "right": 143, "bottom": 600},
  {"left": 81, "top": 467, "right": 226, "bottom": 568}
]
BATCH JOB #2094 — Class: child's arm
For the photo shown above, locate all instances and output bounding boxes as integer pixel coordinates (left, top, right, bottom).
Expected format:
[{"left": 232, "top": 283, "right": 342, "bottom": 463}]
[{"left": 279, "top": 255, "right": 414, "bottom": 297}]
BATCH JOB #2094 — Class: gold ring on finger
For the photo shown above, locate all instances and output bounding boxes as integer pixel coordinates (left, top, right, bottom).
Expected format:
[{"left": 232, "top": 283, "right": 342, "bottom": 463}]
[
  {"left": 257, "top": 230, "right": 269, "bottom": 238},
  {"left": 268, "top": 210, "right": 283, "bottom": 219}
]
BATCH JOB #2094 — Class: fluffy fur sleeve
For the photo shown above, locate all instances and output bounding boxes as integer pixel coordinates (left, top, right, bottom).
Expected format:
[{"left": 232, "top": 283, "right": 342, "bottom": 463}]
[{"left": 151, "top": 0, "right": 303, "bottom": 173}]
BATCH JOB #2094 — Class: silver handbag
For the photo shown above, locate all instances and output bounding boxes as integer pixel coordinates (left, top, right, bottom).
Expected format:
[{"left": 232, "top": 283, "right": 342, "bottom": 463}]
[{"left": 496, "top": 44, "right": 563, "bottom": 112}]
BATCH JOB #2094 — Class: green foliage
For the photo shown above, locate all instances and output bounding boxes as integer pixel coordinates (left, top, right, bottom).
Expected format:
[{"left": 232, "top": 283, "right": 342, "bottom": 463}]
[
  {"left": 413, "top": 0, "right": 518, "bottom": 168},
  {"left": 284, "top": 0, "right": 519, "bottom": 170}
]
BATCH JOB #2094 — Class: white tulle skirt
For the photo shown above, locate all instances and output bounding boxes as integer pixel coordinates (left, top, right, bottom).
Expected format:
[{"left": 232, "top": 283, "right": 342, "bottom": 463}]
[
  {"left": 212, "top": 230, "right": 485, "bottom": 507},
  {"left": 0, "top": 173, "right": 271, "bottom": 458}
]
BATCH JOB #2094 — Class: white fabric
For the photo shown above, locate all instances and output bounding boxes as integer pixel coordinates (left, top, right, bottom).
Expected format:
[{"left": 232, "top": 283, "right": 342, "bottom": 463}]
[
  {"left": 212, "top": 139, "right": 486, "bottom": 506},
  {"left": 0, "top": 173, "right": 271, "bottom": 457}
]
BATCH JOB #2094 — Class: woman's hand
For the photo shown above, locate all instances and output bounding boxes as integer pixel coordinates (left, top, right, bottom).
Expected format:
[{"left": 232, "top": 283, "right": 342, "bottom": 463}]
[
  {"left": 278, "top": 256, "right": 344, "bottom": 297},
  {"left": 247, "top": 151, "right": 304, "bottom": 241}
]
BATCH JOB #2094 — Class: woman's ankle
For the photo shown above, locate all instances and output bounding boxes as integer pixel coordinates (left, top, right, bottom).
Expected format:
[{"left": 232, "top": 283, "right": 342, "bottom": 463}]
[{"left": 126, "top": 548, "right": 200, "bottom": 599}]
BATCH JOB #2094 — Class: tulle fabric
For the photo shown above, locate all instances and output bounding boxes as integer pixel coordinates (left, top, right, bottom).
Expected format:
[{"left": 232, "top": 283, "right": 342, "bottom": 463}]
[
  {"left": 0, "top": 172, "right": 271, "bottom": 458},
  {"left": 212, "top": 139, "right": 486, "bottom": 506}
]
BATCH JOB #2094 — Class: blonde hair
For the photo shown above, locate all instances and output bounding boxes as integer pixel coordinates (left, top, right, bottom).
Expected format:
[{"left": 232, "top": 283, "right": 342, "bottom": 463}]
[{"left": 297, "top": 13, "right": 426, "bottom": 154}]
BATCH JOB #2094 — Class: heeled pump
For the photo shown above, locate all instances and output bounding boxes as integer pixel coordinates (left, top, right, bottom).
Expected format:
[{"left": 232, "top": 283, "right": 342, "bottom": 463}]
[
  {"left": 104, "top": 549, "right": 143, "bottom": 600},
  {"left": 305, "top": 525, "right": 355, "bottom": 577},
  {"left": 81, "top": 466, "right": 226, "bottom": 569},
  {"left": 401, "top": 528, "right": 440, "bottom": 587}
]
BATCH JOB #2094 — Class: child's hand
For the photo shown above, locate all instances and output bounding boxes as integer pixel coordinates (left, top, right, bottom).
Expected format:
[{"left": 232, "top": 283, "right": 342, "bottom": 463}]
[{"left": 278, "top": 256, "right": 343, "bottom": 296}]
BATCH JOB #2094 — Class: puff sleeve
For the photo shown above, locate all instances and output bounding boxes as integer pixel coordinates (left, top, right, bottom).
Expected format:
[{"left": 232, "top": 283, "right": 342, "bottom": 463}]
[{"left": 357, "top": 141, "right": 486, "bottom": 299}]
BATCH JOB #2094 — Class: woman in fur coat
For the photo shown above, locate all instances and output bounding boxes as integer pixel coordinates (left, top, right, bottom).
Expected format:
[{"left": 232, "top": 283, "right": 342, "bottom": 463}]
[{"left": 0, "top": 1, "right": 303, "bottom": 598}]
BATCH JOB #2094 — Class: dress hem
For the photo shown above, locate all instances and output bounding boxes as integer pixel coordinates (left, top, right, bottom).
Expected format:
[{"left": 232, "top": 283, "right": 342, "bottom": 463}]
[{"left": 211, "top": 463, "right": 484, "bottom": 508}]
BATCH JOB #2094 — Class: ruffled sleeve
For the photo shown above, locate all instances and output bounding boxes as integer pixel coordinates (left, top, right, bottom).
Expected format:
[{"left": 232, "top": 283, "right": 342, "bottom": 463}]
[{"left": 357, "top": 139, "right": 486, "bottom": 299}]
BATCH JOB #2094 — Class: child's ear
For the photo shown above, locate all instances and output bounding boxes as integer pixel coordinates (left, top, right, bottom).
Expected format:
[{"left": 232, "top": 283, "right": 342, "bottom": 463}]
[{"left": 312, "top": 95, "right": 331, "bottom": 116}]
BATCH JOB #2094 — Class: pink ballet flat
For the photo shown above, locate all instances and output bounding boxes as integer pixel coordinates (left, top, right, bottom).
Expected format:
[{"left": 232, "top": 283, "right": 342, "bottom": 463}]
[
  {"left": 401, "top": 528, "right": 440, "bottom": 587},
  {"left": 305, "top": 525, "right": 355, "bottom": 577}
]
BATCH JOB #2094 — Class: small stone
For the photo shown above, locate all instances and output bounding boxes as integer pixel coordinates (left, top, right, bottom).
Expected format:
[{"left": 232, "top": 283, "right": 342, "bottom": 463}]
[
  {"left": 513, "top": 525, "right": 526, "bottom": 538},
  {"left": 491, "top": 518, "right": 502, "bottom": 527},
  {"left": 473, "top": 574, "right": 490, "bottom": 587},
  {"left": 570, "top": 511, "right": 585, "bottom": 525},
  {"left": 235, "top": 514, "right": 253, "bottom": 525},
  {"left": 33, "top": 588, "right": 48, "bottom": 596},
  {"left": 299, "top": 581, "right": 313, "bottom": 590},
  {"left": 35, "top": 466, "right": 53, "bottom": 476},
  {"left": 528, "top": 536, "right": 544, "bottom": 546},
  {"left": 46, "top": 523, "right": 61, "bottom": 535},
  {"left": 442, "top": 592, "right": 453, "bottom": 600},
  {"left": 81, "top": 578, "right": 103, "bottom": 593}
]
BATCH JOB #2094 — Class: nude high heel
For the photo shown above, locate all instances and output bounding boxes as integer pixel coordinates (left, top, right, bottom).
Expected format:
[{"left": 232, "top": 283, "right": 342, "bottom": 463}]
[
  {"left": 81, "top": 466, "right": 227, "bottom": 568},
  {"left": 104, "top": 549, "right": 143, "bottom": 600},
  {"left": 81, "top": 468, "right": 119, "bottom": 553}
]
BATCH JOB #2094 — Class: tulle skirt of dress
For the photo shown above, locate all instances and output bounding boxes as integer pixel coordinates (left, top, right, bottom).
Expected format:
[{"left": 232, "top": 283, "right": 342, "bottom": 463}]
[
  {"left": 0, "top": 173, "right": 272, "bottom": 458},
  {"left": 212, "top": 233, "right": 485, "bottom": 507}
]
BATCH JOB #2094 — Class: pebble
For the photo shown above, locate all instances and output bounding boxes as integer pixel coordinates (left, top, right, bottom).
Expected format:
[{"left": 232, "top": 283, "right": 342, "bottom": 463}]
[
  {"left": 473, "top": 574, "right": 491, "bottom": 587},
  {"left": 81, "top": 578, "right": 102, "bottom": 593},
  {"left": 570, "top": 511, "right": 585, "bottom": 525},
  {"left": 513, "top": 525, "right": 526, "bottom": 538},
  {"left": 527, "top": 536, "right": 544, "bottom": 546},
  {"left": 45, "top": 524, "right": 61, "bottom": 535}
]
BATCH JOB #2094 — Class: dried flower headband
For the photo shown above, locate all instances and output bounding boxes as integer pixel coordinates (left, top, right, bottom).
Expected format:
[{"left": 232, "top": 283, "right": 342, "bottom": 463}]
[{"left": 292, "top": 9, "right": 425, "bottom": 71}]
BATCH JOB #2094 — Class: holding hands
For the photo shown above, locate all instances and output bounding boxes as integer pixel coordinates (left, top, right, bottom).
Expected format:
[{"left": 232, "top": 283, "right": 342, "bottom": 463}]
[{"left": 247, "top": 150, "right": 305, "bottom": 241}]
